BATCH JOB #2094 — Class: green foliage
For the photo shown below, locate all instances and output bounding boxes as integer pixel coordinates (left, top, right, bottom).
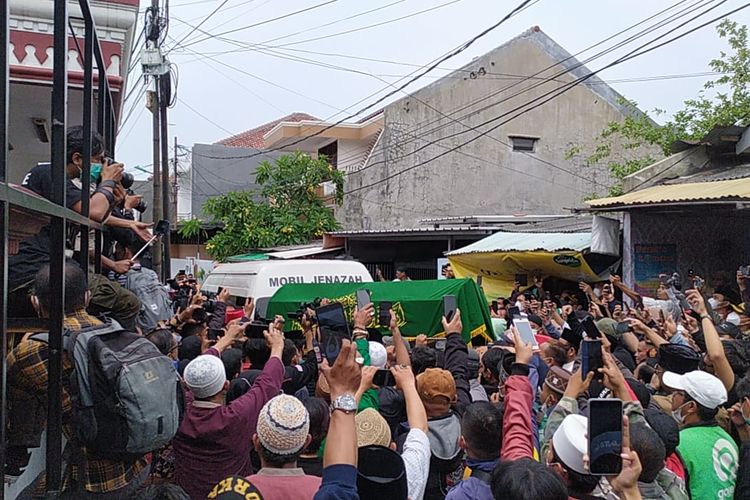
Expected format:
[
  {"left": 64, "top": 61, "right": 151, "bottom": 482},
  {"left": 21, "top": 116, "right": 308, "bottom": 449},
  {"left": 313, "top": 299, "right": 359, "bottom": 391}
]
[
  {"left": 567, "top": 20, "right": 750, "bottom": 196},
  {"left": 178, "top": 218, "right": 206, "bottom": 240},
  {"left": 199, "top": 152, "right": 344, "bottom": 262}
]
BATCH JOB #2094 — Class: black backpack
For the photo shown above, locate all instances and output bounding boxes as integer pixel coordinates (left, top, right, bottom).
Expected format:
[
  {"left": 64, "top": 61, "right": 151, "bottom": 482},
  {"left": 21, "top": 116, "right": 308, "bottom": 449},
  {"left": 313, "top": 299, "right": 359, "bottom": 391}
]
[{"left": 33, "top": 319, "right": 181, "bottom": 459}]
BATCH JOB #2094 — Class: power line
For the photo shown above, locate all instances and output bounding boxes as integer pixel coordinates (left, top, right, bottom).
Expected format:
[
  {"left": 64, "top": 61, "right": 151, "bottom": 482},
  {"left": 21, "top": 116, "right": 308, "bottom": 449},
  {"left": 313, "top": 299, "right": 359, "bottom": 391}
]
[
  {"left": 345, "top": 0, "right": 750, "bottom": 196},
  {"left": 169, "top": 0, "right": 231, "bottom": 55},
  {"left": 340, "top": 0, "right": 717, "bottom": 177},
  {"left": 171, "top": 0, "right": 339, "bottom": 53},
  {"left": 180, "top": 0, "right": 538, "bottom": 162},
  {"left": 186, "top": 0, "right": 696, "bottom": 163}
]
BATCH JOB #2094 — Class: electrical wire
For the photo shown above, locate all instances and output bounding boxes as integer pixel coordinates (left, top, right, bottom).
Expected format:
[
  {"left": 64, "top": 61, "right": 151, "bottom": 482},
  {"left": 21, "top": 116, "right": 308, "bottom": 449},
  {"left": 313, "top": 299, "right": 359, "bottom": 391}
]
[
  {"left": 169, "top": 0, "right": 231, "bottom": 55},
  {"left": 170, "top": 0, "right": 339, "bottom": 53},
  {"left": 345, "top": 0, "right": 750, "bottom": 196},
  {"left": 183, "top": 0, "right": 537, "bottom": 161}
]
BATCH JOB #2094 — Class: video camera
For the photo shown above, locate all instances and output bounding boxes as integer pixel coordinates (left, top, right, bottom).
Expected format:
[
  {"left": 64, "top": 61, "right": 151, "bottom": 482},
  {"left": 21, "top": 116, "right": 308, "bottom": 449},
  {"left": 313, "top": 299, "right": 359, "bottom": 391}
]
[{"left": 287, "top": 298, "right": 323, "bottom": 322}]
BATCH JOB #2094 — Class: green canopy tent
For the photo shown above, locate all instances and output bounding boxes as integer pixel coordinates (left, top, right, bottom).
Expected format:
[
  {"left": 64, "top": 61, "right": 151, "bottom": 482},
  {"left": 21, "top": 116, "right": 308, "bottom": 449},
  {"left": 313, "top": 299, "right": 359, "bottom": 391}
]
[{"left": 265, "top": 278, "right": 493, "bottom": 343}]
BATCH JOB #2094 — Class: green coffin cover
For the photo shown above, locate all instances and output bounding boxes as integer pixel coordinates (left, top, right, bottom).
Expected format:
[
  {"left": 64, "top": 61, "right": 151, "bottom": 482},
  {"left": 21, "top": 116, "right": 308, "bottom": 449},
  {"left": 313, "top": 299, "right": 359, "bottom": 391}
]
[{"left": 265, "top": 278, "right": 493, "bottom": 343}]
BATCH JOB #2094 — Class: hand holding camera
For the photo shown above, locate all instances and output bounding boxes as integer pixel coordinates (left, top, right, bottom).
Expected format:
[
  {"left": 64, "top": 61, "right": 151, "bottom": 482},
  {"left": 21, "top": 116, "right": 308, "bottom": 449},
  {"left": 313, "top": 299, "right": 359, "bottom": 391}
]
[{"left": 100, "top": 157, "right": 124, "bottom": 183}]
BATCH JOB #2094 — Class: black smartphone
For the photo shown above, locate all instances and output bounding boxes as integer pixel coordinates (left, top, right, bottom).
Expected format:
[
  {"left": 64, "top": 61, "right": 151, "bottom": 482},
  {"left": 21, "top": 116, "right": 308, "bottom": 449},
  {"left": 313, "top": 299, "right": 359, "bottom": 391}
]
[
  {"left": 615, "top": 322, "right": 631, "bottom": 336},
  {"left": 581, "top": 316, "right": 601, "bottom": 339},
  {"left": 491, "top": 300, "right": 499, "bottom": 313},
  {"left": 373, "top": 369, "right": 394, "bottom": 387},
  {"left": 379, "top": 301, "right": 392, "bottom": 328},
  {"left": 443, "top": 295, "right": 457, "bottom": 322},
  {"left": 581, "top": 339, "right": 603, "bottom": 381},
  {"left": 507, "top": 306, "right": 521, "bottom": 326},
  {"left": 316, "top": 303, "right": 351, "bottom": 364},
  {"left": 356, "top": 289, "right": 371, "bottom": 311},
  {"left": 588, "top": 398, "right": 623, "bottom": 475},
  {"left": 243, "top": 321, "right": 267, "bottom": 339},
  {"left": 476, "top": 275, "right": 483, "bottom": 288},
  {"left": 154, "top": 219, "right": 170, "bottom": 236},
  {"left": 515, "top": 273, "right": 528, "bottom": 287}
]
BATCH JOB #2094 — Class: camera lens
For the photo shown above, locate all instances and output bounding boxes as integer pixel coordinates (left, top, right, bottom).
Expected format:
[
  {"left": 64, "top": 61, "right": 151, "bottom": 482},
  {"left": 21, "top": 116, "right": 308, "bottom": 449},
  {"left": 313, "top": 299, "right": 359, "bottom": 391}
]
[{"left": 120, "top": 172, "right": 134, "bottom": 189}]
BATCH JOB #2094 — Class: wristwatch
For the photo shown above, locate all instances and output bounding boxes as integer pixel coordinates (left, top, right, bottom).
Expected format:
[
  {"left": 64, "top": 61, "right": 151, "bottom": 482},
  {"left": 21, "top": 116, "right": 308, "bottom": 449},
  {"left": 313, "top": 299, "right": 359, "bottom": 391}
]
[{"left": 330, "top": 393, "right": 357, "bottom": 414}]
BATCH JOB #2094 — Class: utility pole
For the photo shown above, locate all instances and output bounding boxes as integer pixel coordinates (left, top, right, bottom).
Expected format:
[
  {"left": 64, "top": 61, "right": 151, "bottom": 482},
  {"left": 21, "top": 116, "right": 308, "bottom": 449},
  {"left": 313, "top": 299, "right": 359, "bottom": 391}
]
[
  {"left": 149, "top": 89, "right": 162, "bottom": 279},
  {"left": 172, "top": 136, "right": 179, "bottom": 225},
  {"left": 160, "top": 79, "right": 171, "bottom": 280},
  {"left": 141, "top": 0, "right": 170, "bottom": 279}
]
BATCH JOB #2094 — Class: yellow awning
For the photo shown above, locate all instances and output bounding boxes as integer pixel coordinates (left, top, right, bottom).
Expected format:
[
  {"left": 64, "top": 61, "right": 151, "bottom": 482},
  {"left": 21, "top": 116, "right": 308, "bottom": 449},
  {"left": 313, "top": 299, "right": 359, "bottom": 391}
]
[{"left": 587, "top": 177, "right": 750, "bottom": 209}]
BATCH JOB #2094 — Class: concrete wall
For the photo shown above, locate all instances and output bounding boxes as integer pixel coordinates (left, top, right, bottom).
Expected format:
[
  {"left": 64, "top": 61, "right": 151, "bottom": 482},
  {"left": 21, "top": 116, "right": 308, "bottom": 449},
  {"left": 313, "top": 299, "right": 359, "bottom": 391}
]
[
  {"left": 342, "top": 29, "right": 659, "bottom": 230},
  {"left": 190, "top": 143, "right": 283, "bottom": 219}
]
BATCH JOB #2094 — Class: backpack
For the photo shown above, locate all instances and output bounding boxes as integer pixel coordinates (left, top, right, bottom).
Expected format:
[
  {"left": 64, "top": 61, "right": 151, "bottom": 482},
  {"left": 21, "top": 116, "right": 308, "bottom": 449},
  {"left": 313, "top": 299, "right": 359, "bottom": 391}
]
[
  {"left": 33, "top": 319, "right": 180, "bottom": 459},
  {"left": 125, "top": 266, "right": 172, "bottom": 333}
]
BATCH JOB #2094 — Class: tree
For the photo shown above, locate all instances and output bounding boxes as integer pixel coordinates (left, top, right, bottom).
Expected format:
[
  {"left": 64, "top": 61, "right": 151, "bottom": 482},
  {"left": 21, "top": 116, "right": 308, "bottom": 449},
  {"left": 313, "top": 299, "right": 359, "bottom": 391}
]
[
  {"left": 181, "top": 152, "right": 344, "bottom": 262},
  {"left": 567, "top": 20, "right": 750, "bottom": 196}
]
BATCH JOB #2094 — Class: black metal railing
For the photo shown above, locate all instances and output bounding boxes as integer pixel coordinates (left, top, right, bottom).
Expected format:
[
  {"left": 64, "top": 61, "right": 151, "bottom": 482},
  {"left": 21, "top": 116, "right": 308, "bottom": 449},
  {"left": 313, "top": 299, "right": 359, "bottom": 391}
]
[{"left": 0, "top": 0, "right": 117, "bottom": 494}]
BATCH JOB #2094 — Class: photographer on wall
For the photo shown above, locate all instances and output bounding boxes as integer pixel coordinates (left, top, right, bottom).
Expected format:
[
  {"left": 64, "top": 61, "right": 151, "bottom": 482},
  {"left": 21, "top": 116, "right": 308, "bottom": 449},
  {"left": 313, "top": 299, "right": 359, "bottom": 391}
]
[{"left": 7, "top": 126, "right": 145, "bottom": 330}]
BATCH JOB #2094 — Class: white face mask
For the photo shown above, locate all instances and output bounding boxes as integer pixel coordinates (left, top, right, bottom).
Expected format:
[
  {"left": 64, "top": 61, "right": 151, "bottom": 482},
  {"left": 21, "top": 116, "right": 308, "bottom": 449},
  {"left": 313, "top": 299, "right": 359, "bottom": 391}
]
[
  {"left": 672, "top": 402, "right": 689, "bottom": 425},
  {"left": 708, "top": 298, "right": 720, "bottom": 309}
]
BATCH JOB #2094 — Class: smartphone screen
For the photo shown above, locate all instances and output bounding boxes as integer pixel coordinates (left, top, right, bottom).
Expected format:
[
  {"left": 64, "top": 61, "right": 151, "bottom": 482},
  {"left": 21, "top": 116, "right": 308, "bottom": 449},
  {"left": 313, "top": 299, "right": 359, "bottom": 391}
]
[
  {"left": 581, "top": 339, "right": 603, "bottom": 380},
  {"left": 356, "top": 289, "right": 371, "bottom": 311},
  {"left": 316, "top": 303, "right": 351, "bottom": 364},
  {"left": 515, "top": 274, "right": 528, "bottom": 287},
  {"left": 443, "top": 295, "right": 457, "bottom": 322},
  {"left": 513, "top": 319, "right": 538, "bottom": 347},
  {"left": 491, "top": 300, "right": 498, "bottom": 312},
  {"left": 379, "top": 301, "right": 392, "bottom": 328},
  {"left": 581, "top": 316, "right": 601, "bottom": 339},
  {"left": 588, "top": 399, "right": 623, "bottom": 475},
  {"left": 373, "top": 369, "right": 394, "bottom": 387}
]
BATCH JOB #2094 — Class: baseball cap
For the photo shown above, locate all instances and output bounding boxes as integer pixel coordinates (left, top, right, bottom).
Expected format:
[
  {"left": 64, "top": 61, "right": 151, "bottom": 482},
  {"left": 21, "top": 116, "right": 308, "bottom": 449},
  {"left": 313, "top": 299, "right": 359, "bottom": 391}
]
[
  {"left": 662, "top": 370, "right": 727, "bottom": 409},
  {"left": 183, "top": 354, "right": 227, "bottom": 399},
  {"left": 416, "top": 368, "right": 457, "bottom": 404},
  {"left": 657, "top": 344, "right": 701, "bottom": 374},
  {"left": 257, "top": 394, "right": 310, "bottom": 455},
  {"left": 552, "top": 414, "right": 588, "bottom": 474}
]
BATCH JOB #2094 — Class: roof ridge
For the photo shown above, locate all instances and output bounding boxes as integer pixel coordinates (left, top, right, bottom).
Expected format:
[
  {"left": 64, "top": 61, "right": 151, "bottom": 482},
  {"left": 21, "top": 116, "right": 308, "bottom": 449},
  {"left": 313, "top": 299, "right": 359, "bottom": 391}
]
[{"left": 216, "top": 112, "right": 320, "bottom": 148}]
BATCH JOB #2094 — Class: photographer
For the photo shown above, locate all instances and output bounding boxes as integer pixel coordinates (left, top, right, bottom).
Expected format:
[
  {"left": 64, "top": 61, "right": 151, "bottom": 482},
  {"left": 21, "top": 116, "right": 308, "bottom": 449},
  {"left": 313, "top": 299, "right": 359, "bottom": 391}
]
[{"left": 8, "top": 126, "right": 139, "bottom": 329}]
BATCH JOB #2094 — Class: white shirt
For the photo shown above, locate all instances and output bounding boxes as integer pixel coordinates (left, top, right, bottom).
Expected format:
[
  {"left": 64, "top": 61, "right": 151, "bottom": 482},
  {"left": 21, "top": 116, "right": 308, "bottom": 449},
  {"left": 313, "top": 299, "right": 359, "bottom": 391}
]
[
  {"left": 563, "top": 360, "right": 576, "bottom": 373},
  {"left": 401, "top": 428, "right": 431, "bottom": 500}
]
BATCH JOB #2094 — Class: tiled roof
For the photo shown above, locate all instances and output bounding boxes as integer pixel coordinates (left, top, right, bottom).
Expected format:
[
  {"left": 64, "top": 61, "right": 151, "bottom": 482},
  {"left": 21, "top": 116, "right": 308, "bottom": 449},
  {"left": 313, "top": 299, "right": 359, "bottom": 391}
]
[{"left": 215, "top": 112, "right": 319, "bottom": 149}]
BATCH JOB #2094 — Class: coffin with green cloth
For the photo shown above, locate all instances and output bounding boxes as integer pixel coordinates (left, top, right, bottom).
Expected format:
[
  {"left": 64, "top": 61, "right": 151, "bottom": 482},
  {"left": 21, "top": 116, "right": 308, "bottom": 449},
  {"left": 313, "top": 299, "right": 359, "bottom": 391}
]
[{"left": 265, "top": 278, "right": 493, "bottom": 343}]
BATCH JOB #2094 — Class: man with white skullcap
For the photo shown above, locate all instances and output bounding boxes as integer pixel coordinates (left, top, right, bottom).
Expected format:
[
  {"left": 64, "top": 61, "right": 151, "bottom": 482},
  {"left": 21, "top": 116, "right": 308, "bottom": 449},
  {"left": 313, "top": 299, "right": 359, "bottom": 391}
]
[
  {"left": 173, "top": 323, "right": 286, "bottom": 499},
  {"left": 248, "top": 394, "right": 322, "bottom": 499}
]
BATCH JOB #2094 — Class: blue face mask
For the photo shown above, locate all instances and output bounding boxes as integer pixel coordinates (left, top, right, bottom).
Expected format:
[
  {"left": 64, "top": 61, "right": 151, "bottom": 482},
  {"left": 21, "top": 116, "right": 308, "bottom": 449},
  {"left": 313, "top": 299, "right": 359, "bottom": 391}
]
[{"left": 90, "top": 163, "right": 103, "bottom": 181}]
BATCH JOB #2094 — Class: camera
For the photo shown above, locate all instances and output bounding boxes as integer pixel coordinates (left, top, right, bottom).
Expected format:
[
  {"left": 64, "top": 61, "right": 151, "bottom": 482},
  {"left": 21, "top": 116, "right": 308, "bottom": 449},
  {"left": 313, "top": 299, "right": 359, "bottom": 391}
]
[
  {"left": 287, "top": 299, "right": 322, "bottom": 322},
  {"left": 126, "top": 188, "right": 147, "bottom": 212},
  {"left": 96, "top": 157, "right": 134, "bottom": 189}
]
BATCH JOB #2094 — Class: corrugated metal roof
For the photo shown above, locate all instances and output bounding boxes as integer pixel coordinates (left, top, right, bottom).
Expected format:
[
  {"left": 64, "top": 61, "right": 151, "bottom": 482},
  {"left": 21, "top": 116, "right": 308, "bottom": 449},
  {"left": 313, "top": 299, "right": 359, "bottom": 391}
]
[
  {"left": 329, "top": 226, "right": 491, "bottom": 237},
  {"left": 587, "top": 177, "right": 750, "bottom": 209},
  {"left": 447, "top": 232, "right": 591, "bottom": 255}
]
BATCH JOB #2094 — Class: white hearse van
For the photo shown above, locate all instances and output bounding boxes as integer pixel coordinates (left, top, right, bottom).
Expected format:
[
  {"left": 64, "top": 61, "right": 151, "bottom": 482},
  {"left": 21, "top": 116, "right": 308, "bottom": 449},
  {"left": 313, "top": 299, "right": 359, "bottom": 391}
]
[{"left": 201, "top": 259, "right": 373, "bottom": 318}]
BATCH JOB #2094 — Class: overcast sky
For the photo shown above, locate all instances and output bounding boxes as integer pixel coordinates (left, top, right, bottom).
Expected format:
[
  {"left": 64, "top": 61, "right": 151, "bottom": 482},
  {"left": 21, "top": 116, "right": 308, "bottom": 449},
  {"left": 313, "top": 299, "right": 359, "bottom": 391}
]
[{"left": 116, "top": 0, "right": 750, "bottom": 177}]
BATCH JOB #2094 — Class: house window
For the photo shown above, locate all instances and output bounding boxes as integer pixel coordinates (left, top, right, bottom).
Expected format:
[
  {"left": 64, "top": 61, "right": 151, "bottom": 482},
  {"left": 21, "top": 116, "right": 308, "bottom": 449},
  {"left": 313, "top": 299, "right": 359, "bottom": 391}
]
[
  {"left": 318, "top": 141, "right": 338, "bottom": 169},
  {"left": 509, "top": 136, "right": 538, "bottom": 152}
]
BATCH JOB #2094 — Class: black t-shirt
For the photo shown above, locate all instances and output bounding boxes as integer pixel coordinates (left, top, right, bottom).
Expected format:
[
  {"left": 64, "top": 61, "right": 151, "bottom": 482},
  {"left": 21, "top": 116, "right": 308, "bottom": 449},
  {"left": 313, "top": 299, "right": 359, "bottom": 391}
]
[
  {"left": 9, "top": 164, "right": 83, "bottom": 290},
  {"left": 22, "top": 162, "right": 83, "bottom": 210}
]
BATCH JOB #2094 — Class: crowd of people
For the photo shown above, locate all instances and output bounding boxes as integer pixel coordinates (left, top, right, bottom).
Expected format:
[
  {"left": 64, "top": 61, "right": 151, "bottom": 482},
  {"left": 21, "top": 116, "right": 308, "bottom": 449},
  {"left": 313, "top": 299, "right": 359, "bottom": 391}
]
[{"left": 5, "top": 128, "right": 750, "bottom": 500}]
